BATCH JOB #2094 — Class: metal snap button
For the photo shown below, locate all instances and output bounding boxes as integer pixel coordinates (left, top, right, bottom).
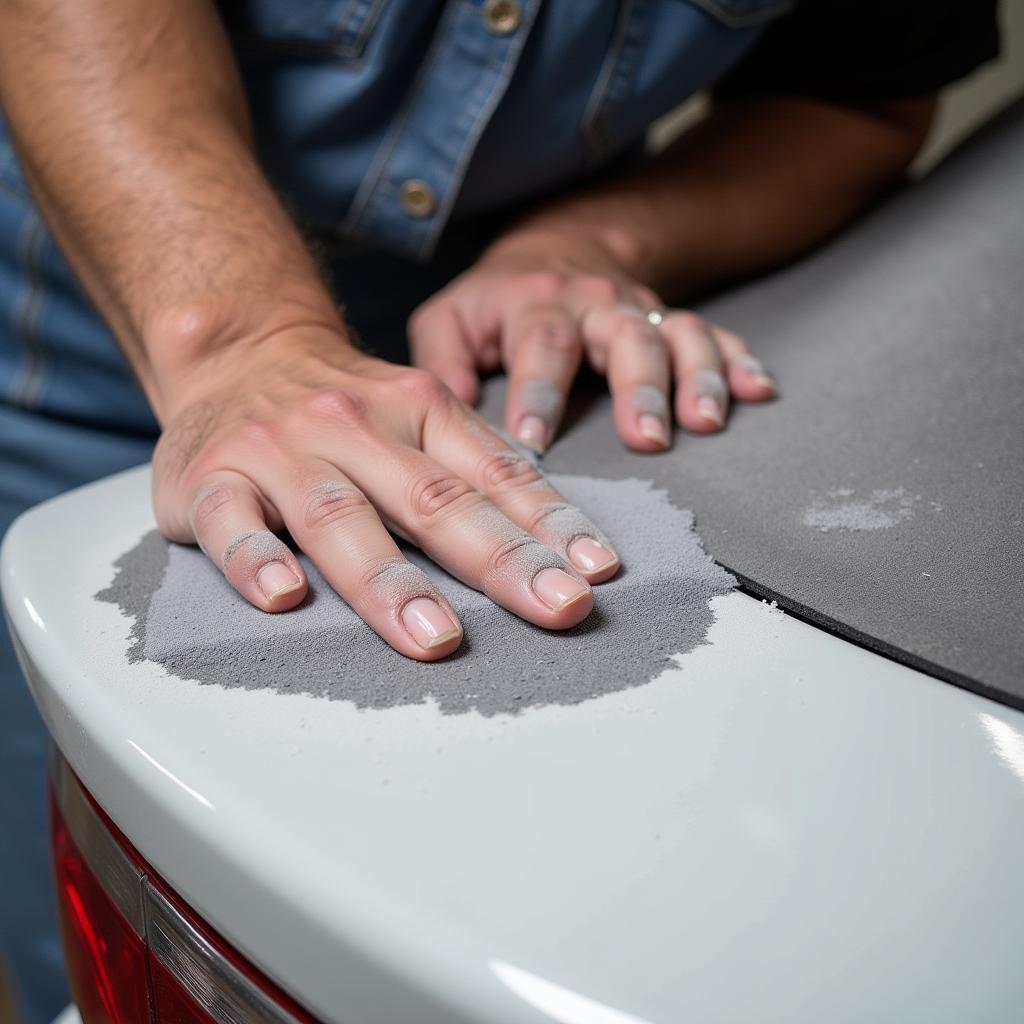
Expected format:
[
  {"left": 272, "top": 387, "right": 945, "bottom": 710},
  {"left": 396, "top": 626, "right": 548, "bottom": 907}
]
[
  {"left": 399, "top": 179, "right": 437, "bottom": 219},
  {"left": 483, "top": 0, "right": 522, "bottom": 36}
]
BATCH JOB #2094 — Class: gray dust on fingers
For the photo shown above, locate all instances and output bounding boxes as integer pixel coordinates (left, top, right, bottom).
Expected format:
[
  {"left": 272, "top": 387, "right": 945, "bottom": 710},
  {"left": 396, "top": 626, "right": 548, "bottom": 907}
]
[{"left": 469, "top": 440, "right": 621, "bottom": 583}]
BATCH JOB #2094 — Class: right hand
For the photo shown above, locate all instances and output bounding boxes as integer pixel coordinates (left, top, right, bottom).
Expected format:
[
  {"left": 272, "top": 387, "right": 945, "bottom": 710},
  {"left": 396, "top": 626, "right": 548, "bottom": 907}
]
[{"left": 152, "top": 325, "right": 621, "bottom": 661}]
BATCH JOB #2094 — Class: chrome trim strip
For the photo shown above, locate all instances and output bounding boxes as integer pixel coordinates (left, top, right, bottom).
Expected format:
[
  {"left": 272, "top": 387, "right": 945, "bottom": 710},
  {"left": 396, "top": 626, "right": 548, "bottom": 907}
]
[
  {"left": 50, "top": 747, "right": 146, "bottom": 937},
  {"left": 144, "top": 882, "right": 307, "bottom": 1024},
  {"left": 50, "top": 747, "right": 309, "bottom": 1022}
]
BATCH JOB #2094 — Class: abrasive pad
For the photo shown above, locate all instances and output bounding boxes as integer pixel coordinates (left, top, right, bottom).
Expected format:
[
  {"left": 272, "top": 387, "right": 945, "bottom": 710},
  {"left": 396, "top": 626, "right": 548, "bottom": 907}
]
[{"left": 97, "top": 476, "right": 735, "bottom": 713}]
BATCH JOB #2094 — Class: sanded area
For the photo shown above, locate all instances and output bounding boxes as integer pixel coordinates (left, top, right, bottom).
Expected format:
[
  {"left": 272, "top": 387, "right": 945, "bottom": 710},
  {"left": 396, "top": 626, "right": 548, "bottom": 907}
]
[
  {"left": 505, "top": 100, "right": 1024, "bottom": 708},
  {"left": 96, "top": 476, "right": 735, "bottom": 713}
]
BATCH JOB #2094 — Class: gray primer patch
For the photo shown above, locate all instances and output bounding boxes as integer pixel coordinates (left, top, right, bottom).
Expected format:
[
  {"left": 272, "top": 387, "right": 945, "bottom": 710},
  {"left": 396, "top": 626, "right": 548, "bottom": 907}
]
[
  {"left": 802, "top": 488, "right": 915, "bottom": 533},
  {"left": 95, "top": 475, "right": 734, "bottom": 716}
]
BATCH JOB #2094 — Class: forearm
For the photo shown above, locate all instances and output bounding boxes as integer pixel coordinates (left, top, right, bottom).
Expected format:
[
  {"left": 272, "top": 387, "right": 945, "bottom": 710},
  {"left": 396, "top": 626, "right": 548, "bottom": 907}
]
[
  {"left": 0, "top": 0, "right": 342, "bottom": 420},
  {"left": 493, "top": 94, "right": 936, "bottom": 302}
]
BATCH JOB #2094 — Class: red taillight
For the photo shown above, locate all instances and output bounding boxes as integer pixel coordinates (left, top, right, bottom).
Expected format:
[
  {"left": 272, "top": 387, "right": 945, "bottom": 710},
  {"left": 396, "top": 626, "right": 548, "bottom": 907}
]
[
  {"left": 49, "top": 749, "right": 319, "bottom": 1024},
  {"left": 150, "top": 954, "right": 216, "bottom": 1022},
  {"left": 51, "top": 790, "right": 152, "bottom": 1022}
]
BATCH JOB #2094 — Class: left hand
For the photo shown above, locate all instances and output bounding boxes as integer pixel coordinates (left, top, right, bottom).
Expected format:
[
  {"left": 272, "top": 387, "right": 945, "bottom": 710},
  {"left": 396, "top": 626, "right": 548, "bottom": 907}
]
[{"left": 409, "top": 230, "right": 775, "bottom": 452}]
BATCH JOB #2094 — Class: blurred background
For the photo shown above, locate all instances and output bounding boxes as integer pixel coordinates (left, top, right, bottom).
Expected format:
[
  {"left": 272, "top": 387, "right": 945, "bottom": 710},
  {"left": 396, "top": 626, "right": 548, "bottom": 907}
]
[
  {"left": 652, "top": 0, "right": 1024, "bottom": 171},
  {"left": 922, "top": 0, "right": 1024, "bottom": 166}
]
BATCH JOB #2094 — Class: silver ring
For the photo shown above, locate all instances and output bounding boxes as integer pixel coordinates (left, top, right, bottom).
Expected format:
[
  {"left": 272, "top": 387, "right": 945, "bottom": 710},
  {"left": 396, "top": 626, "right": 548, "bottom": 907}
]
[{"left": 645, "top": 308, "right": 668, "bottom": 327}]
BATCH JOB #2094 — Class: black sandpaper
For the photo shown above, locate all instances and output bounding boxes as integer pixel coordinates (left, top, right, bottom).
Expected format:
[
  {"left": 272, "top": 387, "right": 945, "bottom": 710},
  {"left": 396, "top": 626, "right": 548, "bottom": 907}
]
[{"left": 516, "top": 99, "right": 1024, "bottom": 708}]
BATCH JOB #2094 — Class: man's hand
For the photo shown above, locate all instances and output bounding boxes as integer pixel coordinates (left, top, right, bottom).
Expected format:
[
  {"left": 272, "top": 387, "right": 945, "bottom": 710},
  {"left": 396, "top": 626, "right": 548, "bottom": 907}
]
[
  {"left": 410, "top": 231, "right": 775, "bottom": 453},
  {"left": 409, "top": 93, "right": 935, "bottom": 452},
  {"left": 0, "top": 0, "right": 622, "bottom": 660},
  {"left": 153, "top": 324, "right": 620, "bottom": 659}
]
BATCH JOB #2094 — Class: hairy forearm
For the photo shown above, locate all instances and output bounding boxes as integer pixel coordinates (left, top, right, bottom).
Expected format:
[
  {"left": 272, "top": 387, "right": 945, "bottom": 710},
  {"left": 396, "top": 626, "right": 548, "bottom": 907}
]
[
  {"left": 495, "top": 94, "right": 936, "bottom": 302},
  {"left": 0, "top": 0, "right": 341, "bottom": 419}
]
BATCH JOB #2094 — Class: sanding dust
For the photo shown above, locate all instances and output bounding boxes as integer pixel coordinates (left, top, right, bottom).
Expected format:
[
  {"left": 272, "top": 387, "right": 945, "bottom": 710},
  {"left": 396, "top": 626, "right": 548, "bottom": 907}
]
[
  {"left": 95, "top": 475, "right": 735, "bottom": 716},
  {"left": 802, "top": 487, "right": 916, "bottom": 533}
]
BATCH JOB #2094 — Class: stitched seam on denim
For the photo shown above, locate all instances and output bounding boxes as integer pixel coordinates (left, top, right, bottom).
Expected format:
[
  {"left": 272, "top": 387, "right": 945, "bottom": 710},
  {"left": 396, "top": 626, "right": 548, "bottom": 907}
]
[
  {"left": 418, "top": 0, "right": 542, "bottom": 260},
  {"left": 686, "top": 0, "right": 794, "bottom": 29},
  {"left": 336, "top": 0, "right": 387, "bottom": 60},
  {"left": 8, "top": 211, "right": 49, "bottom": 409},
  {"left": 588, "top": 0, "right": 652, "bottom": 161},
  {"left": 333, "top": 0, "right": 362, "bottom": 39},
  {"left": 581, "top": 0, "right": 638, "bottom": 162},
  {"left": 603, "top": 0, "right": 651, "bottom": 109},
  {"left": 340, "top": 0, "right": 465, "bottom": 242}
]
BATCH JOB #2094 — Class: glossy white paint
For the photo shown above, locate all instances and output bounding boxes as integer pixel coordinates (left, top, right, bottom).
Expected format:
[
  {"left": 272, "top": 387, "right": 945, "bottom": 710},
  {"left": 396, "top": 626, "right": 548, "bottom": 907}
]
[{"left": 5, "top": 465, "right": 1024, "bottom": 1024}]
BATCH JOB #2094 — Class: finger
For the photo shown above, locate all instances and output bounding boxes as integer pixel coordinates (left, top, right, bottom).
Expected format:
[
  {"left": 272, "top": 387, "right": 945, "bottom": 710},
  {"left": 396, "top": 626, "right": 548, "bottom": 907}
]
[
  {"left": 582, "top": 305, "right": 672, "bottom": 452},
  {"left": 346, "top": 444, "right": 594, "bottom": 629},
  {"left": 502, "top": 304, "right": 582, "bottom": 452},
  {"left": 708, "top": 323, "right": 777, "bottom": 402},
  {"left": 263, "top": 460, "right": 463, "bottom": 660},
  {"left": 408, "top": 301, "right": 481, "bottom": 405},
  {"left": 189, "top": 472, "right": 307, "bottom": 613},
  {"left": 659, "top": 311, "right": 730, "bottom": 433},
  {"left": 424, "top": 408, "right": 621, "bottom": 583}
]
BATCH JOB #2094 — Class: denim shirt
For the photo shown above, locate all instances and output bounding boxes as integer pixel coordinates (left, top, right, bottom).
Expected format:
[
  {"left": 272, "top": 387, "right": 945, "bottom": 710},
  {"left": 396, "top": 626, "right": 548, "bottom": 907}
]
[
  {"left": 0, "top": 0, "right": 790, "bottom": 428},
  {"left": 219, "top": 0, "right": 790, "bottom": 258}
]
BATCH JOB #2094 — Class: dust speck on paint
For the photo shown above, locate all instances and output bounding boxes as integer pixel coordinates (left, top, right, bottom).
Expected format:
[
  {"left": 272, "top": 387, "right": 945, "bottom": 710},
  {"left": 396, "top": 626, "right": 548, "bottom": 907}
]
[
  {"left": 801, "top": 487, "right": 916, "bottom": 533},
  {"left": 95, "top": 476, "right": 735, "bottom": 716}
]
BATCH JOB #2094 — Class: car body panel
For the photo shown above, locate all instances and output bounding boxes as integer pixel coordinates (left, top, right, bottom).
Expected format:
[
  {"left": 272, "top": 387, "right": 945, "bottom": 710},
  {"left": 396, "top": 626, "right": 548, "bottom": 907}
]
[{"left": 5, "top": 464, "right": 1024, "bottom": 1024}]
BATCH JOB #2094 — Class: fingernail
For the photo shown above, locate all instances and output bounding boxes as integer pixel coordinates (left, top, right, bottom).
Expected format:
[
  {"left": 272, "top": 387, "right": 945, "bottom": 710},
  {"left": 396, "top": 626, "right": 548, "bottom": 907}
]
[
  {"left": 696, "top": 395, "right": 724, "bottom": 428},
  {"left": 518, "top": 415, "right": 548, "bottom": 451},
  {"left": 532, "top": 567, "right": 591, "bottom": 611},
  {"left": 638, "top": 413, "right": 669, "bottom": 446},
  {"left": 257, "top": 561, "right": 302, "bottom": 601},
  {"left": 401, "top": 597, "right": 462, "bottom": 650},
  {"left": 568, "top": 537, "right": 619, "bottom": 574},
  {"left": 736, "top": 355, "right": 775, "bottom": 391}
]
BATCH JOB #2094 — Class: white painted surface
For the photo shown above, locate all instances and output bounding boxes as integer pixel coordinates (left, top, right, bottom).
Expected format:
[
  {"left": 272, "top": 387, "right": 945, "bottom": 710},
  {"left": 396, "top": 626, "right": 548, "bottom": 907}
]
[
  {"left": 5, "top": 465, "right": 1024, "bottom": 1024},
  {"left": 50, "top": 1007, "right": 80, "bottom": 1024}
]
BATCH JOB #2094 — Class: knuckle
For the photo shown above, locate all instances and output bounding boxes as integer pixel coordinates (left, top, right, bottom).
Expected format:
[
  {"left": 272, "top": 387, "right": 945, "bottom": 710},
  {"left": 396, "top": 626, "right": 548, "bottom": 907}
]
[
  {"left": 520, "top": 270, "right": 567, "bottom": 300},
  {"left": 522, "top": 320, "right": 578, "bottom": 356},
  {"left": 578, "top": 274, "right": 618, "bottom": 305},
  {"left": 666, "top": 310, "right": 706, "bottom": 335},
  {"left": 190, "top": 483, "right": 235, "bottom": 530},
  {"left": 358, "top": 556, "right": 405, "bottom": 591},
  {"left": 393, "top": 367, "right": 451, "bottom": 404},
  {"left": 301, "top": 388, "right": 368, "bottom": 427},
  {"left": 236, "top": 419, "right": 283, "bottom": 453},
  {"left": 526, "top": 501, "right": 571, "bottom": 535},
  {"left": 220, "top": 529, "right": 288, "bottom": 574},
  {"left": 635, "top": 286, "right": 661, "bottom": 309},
  {"left": 302, "top": 481, "right": 372, "bottom": 533},
  {"left": 479, "top": 451, "right": 544, "bottom": 491},
  {"left": 485, "top": 534, "right": 544, "bottom": 575},
  {"left": 358, "top": 557, "right": 430, "bottom": 601},
  {"left": 617, "top": 317, "right": 662, "bottom": 349},
  {"left": 409, "top": 471, "right": 477, "bottom": 523}
]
